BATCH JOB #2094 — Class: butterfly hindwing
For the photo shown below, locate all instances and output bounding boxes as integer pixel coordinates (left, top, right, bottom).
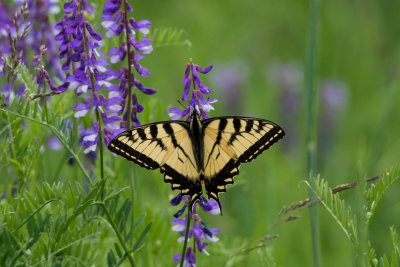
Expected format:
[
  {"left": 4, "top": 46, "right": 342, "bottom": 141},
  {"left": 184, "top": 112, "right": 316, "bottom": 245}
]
[
  {"left": 108, "top": 121, "right": 202, "bottom": 201},
  {"left": 201, "top": 117, "right": 285, "bottom": 204}
]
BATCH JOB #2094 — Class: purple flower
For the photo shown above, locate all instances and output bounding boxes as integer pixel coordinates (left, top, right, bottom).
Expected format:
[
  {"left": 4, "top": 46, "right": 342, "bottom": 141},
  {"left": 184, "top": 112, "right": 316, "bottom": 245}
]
[
  {"left": 168, "top": 61, "right": 222, "bottom": 264},
  {"left": 71, "top": 96, "right": 92, "bottom": 118},
  {"left": 169, "top": 60, "right": 217, "bottom": 121},
  {"left": 80, "top": 122, "right": 99, "bottom": 154},
  {"left": 173, "top": 247, "right": 196, "bottom": 266},
  {"left": 107, "top": 43, "right": 126, "bottom": 63},
  {"left": 198, "top": 196, "right": 220, "bottom": 215},
  {"left": 168, "top": 107, "right": 190, "bottom": 120},
  {"left": 130, "top": 19, "right": 152, "bottom": 34},
  {"left": 170, "top": 194, "right": 221, "bottom": 264},
  {"left": 101, "top": 0, "right": 156, "bottom": 132},
  {"left": 53, "top": 0, "right": 130, "bottom": 154}
]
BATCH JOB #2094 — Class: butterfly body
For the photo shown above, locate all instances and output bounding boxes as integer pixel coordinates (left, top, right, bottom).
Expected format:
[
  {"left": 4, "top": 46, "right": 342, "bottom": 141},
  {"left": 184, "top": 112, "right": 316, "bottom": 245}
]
[{"left": 108, "top": 111, "right": 284, "bottom": 209}]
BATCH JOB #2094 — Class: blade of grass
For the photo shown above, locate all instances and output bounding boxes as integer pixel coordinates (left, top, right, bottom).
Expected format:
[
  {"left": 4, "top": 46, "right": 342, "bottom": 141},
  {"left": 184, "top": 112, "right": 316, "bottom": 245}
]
[{"left": 304, "top": 0, "right": 321, "bottom": 265}]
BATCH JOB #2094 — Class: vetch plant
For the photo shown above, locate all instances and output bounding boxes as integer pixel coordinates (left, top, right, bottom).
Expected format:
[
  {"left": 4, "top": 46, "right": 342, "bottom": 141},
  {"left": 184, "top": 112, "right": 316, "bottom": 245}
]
[
  {"left": 168, "top": 60, "right": 216, "bottom": 121},
  {"left": 101, "top": 0, "right": 156, "bottom": 134},
  {"left": 171, "top": 194, "right": 221, "bottom": 267},
  {"left": 169, "top": 60, "right": 220, "bottom": 267}
]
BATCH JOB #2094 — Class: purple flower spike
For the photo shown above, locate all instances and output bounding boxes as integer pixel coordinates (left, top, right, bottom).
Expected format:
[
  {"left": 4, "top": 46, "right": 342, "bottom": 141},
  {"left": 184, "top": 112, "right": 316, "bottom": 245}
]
[
  {"left": 170, "top": 181, "right": 221, "bottom": 264},
  {"left": 101, "top": 0, "right": 156, "bottom": 132},
  {"left": 168, "top": 61, "right": 222, "bottom": 264},
  {"left": 169, "top": 60, "right": 217, "bottom": 121}
]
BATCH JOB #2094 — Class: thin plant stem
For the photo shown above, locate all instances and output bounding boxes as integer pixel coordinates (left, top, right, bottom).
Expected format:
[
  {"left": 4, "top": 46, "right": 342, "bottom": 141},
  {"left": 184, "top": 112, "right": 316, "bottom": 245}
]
[
  {"left": 123, "top": 0, "right": 134, "bottom": 131},
  {"left": 129, "top": 163, "right": 135, "bottom": 246},
  {"left": 42, "top": 81, "right": 49, "bottom": 123},
  {"left": 81, "top": 4, "right": 105, "bottom": 198},
  {"left": 180, "top": 199, "right": 192, "bottom": 267},
  {"left": 123, "top": 0, "right": 137, "bottom": 235},
  {"left": 304, "top": 0, "right": 321, "bottom": 265},
  {"left": 101, "top": 202, "right": 135, "bottom": 267}
]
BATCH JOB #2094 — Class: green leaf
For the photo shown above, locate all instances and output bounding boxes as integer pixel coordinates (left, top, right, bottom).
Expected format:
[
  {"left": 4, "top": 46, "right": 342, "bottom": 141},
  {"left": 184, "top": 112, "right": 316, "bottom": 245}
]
[
  {"left": 0, "top": 108, "right": 92, "bottom": 183},
  {"left": 132, "top": 222, "right": 152, "bottom": 252},
  {"left": 365, "top": 164, "right": 400, "bottom": 224},
  {"left": 114, "top": 242, "right": 122, "bottom": 258},
  {"left": 107, "top": 249, "right": 117, "bottom": 267},
  {"left": 382, "top": 255, "right": 390, "bottom": 267},
  {"left": 17, "top": 62, "right": 38, "bottom": 94},
  {"left": 104, "top": 187, "right": 130, "bottom": 203},
  {"left": 133, "top": 214, "right": 144, "bottom": 231},
  {"left": 149, "top": 27, "right": 191, "bottom": 48},
  {"left": 305, "top": 176, "right": 357, "bottom": 242}
]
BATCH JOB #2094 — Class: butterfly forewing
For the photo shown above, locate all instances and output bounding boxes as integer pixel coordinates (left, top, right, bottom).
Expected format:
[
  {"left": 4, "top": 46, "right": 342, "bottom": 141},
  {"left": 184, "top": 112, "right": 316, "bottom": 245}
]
[
  {"left": 108, "top": 115, "right": 284, "bottom": 210},
  {"left": 108, "top": 121, "right": 202, "bottom": 201},
  {"left": 201, "top": 117, "right": 285, "bottom": 204}
]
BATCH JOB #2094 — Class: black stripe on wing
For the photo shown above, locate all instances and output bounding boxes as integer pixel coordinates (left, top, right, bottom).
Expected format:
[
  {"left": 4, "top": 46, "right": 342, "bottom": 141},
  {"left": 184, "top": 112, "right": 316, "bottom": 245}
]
[
  {"left": 107, "top": 121, "right": 190, "bottom": 170},
  {"left": 161, "top": 165, "right": 203, "bottom": 205},
  {"left": 239, "top": 122, "right": 285, "bottom": 163},
  {"left": 108, "top": 130, "right": 161, "bottom": 170},
  {"left": 202, "top": 116, "right": 285, "bottom": 207},
  {"left": 205, "top": 164, "right": 240, "bottom": 210}
]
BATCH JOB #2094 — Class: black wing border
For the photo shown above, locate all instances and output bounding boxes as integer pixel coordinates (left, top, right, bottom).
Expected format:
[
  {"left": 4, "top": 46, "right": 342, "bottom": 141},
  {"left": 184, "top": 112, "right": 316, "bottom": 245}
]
[
  {"left": 201, "top": 116, "right": 285, "bottom": 205},
  {"left": 108, "top": 120, "right": 190, "bottom": 170}
]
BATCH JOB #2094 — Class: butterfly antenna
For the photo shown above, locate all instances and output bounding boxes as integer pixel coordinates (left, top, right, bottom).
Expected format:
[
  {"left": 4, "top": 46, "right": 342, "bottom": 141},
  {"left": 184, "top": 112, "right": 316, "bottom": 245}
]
[{"left": 177, "top": 100, "right": 186, "bottom": 109}]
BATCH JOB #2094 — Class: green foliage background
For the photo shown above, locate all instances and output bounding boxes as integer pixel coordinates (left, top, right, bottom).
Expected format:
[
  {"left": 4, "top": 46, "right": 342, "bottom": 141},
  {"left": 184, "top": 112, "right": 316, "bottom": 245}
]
[{"left": 1, "top": 0, "right": 400, "bottom": 266}]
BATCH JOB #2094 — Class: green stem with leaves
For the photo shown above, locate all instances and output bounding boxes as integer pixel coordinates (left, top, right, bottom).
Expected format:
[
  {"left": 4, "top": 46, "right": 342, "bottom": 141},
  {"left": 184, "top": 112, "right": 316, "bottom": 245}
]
[
  {"left": 304, "top": 0, "right": 321, "bottom": 265},
  {"left": 100, "top": 202, "right": 135, "bottom": 266},
  {"left": 0, "top": 108, "right": 92, "bottom": 184},
  {"left": 180, "top": 199, "right": 192, "bottom": 267}
]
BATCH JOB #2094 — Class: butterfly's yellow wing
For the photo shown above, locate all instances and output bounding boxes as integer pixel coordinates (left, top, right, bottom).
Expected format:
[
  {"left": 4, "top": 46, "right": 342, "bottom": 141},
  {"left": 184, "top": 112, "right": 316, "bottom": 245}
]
[
  {"left": 108, "top": 115, "right": 285, "bottom": 209},
  {"left": 201, "top": 117, "right": 284, "bottom": 204},
  {"left": 108, "top": 121, "right": 203, "bottom": 202}
]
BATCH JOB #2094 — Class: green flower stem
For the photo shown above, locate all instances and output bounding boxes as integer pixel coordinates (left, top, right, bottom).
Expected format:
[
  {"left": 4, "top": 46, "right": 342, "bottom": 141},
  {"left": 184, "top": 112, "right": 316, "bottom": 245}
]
[
  {"left": 3, "top": 110, "right": 22, "bottom": 204},
  {"left": 100, "top": 202, "right": 135, "bottom": 267},
  {"left": 123, "top": 0, "right": 134, "bottom": 130},
  {"left": 123, "top": 0, "right": 137, "bottom": 237},
  {"left": 304, "top": 0, "right": 321, "bottom": 265},
  {"left": 43, "top": 86, "right": 49, "bottom": 124},
  {"left": 180, "top": 199, "right": 192, "bottom": 267},
  {"left": 81, "top": 10, "right": 105, "bottom": 198}
]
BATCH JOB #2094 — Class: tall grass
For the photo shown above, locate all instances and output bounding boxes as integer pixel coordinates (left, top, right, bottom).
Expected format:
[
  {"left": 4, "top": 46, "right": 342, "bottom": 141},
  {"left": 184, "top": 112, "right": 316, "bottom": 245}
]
[{"left": 304, "top": 0, "right": 321, "bottom": 266}]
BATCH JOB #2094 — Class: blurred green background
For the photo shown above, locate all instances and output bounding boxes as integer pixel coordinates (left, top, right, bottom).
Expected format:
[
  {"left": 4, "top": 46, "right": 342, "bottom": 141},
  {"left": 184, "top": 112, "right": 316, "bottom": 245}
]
[{"left": 3, "top": 0, "right": 400, "bottom": 266}]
